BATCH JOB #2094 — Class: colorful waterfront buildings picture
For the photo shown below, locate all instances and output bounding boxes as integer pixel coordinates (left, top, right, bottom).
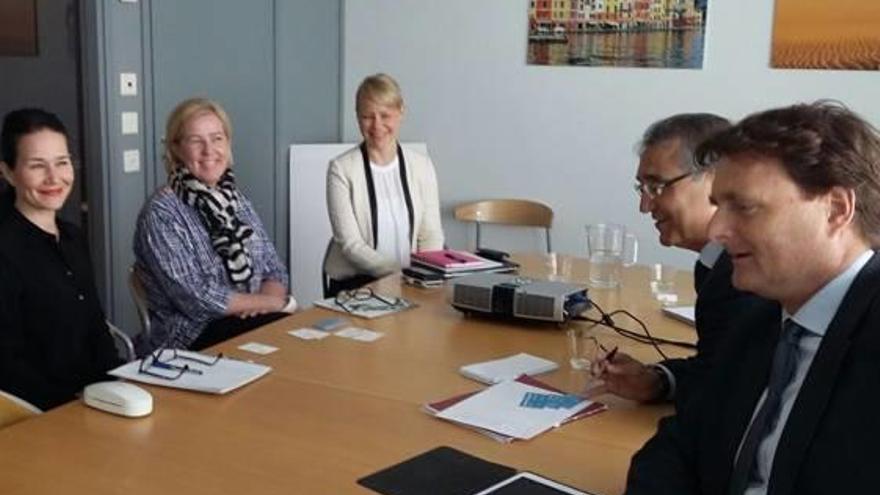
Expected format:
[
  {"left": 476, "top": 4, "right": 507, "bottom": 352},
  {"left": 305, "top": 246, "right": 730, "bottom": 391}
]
[{"left": 527, "top": 0, "right": 709, "bottom": 69}]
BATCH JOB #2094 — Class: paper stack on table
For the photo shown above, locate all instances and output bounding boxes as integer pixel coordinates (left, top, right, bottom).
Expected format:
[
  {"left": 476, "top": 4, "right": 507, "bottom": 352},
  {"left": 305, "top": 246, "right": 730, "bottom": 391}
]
[{"left": 459, "top": 353, "right": 558, "bottom": 384}]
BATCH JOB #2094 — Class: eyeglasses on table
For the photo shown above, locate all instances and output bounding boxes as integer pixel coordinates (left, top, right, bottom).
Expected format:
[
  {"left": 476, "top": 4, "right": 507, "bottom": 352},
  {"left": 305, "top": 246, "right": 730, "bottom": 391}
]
[
  {"left": 333, "top": 287, "right": 410, "bottom": 314},
  {"left": 138, "top": 347, "right": 224, "bottom": 381}
]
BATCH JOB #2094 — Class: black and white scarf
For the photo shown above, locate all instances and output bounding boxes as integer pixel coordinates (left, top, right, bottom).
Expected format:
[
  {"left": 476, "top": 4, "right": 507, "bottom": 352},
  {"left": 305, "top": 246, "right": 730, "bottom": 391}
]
[{"left": 170, "top": 168, "right": 254, "bottom": 286}]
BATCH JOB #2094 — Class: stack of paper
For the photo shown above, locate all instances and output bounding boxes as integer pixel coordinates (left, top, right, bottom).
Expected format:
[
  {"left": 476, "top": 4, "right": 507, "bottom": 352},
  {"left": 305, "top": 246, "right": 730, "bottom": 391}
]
[
  {"left": 460, "top": 353, "right": 559, "bottom": 384},
  {"left": 411, "top": 249, "right": 515, "bottom": 279},
  {"left": 662, "top": 305, "right": 696, "bottom": 326},
  {"left": 423, "top": 375, "right": 606, "bottom": 443},
  {"left": 109, "top": 349, "right": 271, "bottom": 394}
]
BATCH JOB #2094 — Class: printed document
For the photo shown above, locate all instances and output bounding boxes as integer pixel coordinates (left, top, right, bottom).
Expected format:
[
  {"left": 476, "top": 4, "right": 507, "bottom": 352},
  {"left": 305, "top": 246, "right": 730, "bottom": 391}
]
[{"left": 435, "top": 380, "right": 593, "bottom": 440}]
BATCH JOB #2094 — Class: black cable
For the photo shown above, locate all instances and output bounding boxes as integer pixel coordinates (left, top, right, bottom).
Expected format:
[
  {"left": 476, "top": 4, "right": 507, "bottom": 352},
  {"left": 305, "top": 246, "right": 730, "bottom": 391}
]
[{"left": 573, "top": 300, "right": 697, "bottom": 360}]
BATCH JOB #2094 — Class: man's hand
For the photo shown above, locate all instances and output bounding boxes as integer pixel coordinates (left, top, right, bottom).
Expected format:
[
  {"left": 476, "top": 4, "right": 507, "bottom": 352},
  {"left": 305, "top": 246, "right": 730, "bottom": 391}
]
[{"left": 585, "top": 350, "right": 664, "bottom": 402}]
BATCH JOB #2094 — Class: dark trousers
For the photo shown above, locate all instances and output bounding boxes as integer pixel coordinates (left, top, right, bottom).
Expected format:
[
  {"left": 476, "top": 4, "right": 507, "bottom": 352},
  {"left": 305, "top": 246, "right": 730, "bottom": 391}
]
[
  {"left": 325, "top": 274, "right": 377, "bottom": 299},
  {"left": 190, "top": 312, "right": 288, "bottom": 351}
]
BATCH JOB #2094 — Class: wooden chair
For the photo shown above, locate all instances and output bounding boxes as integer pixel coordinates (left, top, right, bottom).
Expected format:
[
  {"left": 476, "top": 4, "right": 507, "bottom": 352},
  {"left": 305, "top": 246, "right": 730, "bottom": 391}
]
[
  {"left": 128, "top": 266, "right": 152, "bottom": 348},
  {"left": 0, "top": 389, "right": 40, "bottom": 430},
  {"left": 454, "top": 199, "right": 554, "bottom": 253}
]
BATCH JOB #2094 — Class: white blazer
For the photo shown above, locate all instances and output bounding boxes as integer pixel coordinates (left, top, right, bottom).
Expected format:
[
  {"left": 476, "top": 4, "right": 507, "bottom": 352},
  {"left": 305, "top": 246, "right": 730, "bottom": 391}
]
[{"left": 324, "top": 144, "right": 445, "bottom": 280}]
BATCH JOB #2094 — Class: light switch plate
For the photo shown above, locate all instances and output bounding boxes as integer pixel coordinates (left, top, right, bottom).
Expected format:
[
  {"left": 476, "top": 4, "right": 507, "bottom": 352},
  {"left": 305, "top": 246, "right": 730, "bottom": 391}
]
[
  {"left": 120, "top": 73, "right": 138, "bottom": 96},
  {"left": 121, "top": 112, "right": 139, "bottom": 135},
  {"left": 123, "top": 149, "right": 140, "bottom": 173}
]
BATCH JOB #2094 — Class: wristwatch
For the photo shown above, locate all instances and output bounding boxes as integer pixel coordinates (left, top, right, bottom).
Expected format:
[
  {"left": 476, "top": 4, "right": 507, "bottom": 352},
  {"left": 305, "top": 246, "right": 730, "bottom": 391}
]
[{"left": 648, "top": 364, "right": 672, "bottom": 401}]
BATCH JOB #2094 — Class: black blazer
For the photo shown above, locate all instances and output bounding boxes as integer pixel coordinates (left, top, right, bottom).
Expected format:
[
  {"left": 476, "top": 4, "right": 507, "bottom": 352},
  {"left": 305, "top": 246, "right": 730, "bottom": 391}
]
[
  {"left": 627, "top": 252, "right": 880, "bottom": 495},
  {"left": 660, "top": 252, "right": 766, "bottom": 408}
]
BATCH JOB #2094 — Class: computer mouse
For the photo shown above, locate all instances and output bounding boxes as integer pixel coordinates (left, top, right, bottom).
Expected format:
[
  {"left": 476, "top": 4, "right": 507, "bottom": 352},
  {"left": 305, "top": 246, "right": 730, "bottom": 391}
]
[{"left": 83, "top": 381, "right": 153, "bottom": 417}]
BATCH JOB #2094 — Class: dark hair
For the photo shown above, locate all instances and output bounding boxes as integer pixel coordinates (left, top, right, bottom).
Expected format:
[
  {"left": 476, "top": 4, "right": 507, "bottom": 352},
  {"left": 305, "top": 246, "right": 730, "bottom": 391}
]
[
  {"left": 638, "top": 113, "right": 732, "bottom": 172},
  {"left": 696, "top": 100, "right": 880, "bottom": 245},
  {"left": 1, "top": 108, "right": 69, "bottom": 169}
]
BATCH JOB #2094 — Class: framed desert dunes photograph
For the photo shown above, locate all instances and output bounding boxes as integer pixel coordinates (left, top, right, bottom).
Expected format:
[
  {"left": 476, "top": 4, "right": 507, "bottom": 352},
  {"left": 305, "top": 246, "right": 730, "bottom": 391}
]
[{"left": 771, "top": 0, "right": 880, "bottom": 70}]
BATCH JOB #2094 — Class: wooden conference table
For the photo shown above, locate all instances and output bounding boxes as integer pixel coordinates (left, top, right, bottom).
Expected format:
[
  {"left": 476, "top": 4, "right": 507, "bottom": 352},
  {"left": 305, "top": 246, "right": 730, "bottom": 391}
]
[{"left": 0, "top": 254, "right": 696, "bottom": 495}]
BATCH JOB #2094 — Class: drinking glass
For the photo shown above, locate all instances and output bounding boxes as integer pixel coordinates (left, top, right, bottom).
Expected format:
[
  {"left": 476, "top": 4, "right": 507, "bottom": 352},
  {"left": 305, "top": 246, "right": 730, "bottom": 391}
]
[
  {"left": 585, "top": 223, "right": 638, "bottom": 288},
  {"left": 566, "top": 326, "right": 601, "bottom": 371},
  {"left": 649, "top": 263, "right": 679, "bottom": 305}
]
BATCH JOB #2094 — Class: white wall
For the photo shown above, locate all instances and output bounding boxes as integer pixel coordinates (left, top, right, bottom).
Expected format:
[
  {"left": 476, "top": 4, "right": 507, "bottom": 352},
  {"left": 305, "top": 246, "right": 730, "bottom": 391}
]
[{"left": 341, "top": 0, "right": 880, "bottom": 268}]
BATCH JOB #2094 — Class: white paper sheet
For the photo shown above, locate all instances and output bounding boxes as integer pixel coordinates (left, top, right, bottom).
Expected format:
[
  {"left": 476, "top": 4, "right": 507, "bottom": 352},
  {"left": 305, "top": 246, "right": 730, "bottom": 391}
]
[
  {"left": 109, "top": 350, "right": 271, "bottom": 394},
  {"left": 435, "top": 380, "right": 589, "bottom": 440},
  {"left": 662, "top": 305, "right": 696, "bottom": 326}
]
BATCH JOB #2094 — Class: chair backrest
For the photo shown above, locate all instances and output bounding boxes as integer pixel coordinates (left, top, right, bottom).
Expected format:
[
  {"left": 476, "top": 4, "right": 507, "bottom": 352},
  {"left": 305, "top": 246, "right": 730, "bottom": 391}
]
[
  {"left": 0, "top": 389, "right": 40, "bottom": 430},
  {"left": 128, "top": 266, "right": 152, "bottom": 344},
  {"left": 106, "top": 320, "right": 136, "bottom": 361},
  {"left": 454, "top": 199, "right": 554, "bottom": 252}
]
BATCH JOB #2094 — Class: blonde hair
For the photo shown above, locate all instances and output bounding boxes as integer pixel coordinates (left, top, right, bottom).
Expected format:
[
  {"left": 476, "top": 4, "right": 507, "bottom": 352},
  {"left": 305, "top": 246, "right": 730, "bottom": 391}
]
[
  {"left": 162, "top": 97, "right": 233, "bottom": 175},
  {"left": 355, "top": 73, "right": 404, "bottom": 114}
]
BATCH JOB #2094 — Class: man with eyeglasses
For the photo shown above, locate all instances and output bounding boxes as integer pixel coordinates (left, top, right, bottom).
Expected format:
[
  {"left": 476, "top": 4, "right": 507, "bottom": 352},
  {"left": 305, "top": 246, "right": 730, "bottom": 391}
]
[{"left": 592, "top": 113, "right": 767, "bottom": 409}]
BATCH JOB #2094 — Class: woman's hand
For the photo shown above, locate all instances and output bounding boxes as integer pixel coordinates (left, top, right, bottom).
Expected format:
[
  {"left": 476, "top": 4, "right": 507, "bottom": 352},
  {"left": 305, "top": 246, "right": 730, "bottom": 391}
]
[{"left": 226, "top": 293, "right": 286, "bottom": 319}]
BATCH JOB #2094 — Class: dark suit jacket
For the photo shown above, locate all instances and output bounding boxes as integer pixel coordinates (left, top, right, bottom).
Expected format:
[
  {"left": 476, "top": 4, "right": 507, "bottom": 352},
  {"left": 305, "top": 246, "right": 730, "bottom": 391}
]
[
  {"left": 627, "top": 252, "right": 880, "bottom": 495},
  {"left": 661, "top": 252, "right": 765, "bottom": 408}
]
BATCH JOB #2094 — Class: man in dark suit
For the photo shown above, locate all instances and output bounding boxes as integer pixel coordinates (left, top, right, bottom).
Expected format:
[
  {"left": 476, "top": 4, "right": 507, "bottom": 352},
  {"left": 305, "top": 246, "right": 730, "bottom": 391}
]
[
  {"left": 626, "top": 101, "right": 880, "bottom": 494},
  {"left": 592, "top": 113, "right": 764, "bottom": 408}
]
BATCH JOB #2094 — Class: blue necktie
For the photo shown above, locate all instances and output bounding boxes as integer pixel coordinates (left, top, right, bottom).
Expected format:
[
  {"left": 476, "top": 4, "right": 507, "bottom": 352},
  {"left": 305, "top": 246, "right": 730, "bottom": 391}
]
[{"left": 728, "top": 319, "right": 806, "bottom": 495}]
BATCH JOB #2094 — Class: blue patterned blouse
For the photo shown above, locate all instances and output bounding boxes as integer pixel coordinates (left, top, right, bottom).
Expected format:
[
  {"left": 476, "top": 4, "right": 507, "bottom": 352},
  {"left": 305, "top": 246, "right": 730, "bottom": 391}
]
[{"left": 133, "top": 187, "right": 288, "bottom": 354}]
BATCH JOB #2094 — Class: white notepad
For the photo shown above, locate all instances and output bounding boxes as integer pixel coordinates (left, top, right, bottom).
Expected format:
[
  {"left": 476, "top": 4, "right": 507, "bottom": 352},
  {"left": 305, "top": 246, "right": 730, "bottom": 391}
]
[
  {"left": 460, "top": 353, "right": 558, "bottom": 385},
  {"left": 109, "top": 350, "right": 272, "bottom": 394},
  {"left": 662, "top": 305, "right": 696, "bottom": 326}
]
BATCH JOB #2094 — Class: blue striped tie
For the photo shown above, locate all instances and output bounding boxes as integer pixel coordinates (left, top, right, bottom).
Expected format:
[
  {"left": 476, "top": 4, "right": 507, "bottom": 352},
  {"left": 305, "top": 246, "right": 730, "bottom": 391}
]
[{"left": 728, "top": 319, "right": 805, "bottom": 495}]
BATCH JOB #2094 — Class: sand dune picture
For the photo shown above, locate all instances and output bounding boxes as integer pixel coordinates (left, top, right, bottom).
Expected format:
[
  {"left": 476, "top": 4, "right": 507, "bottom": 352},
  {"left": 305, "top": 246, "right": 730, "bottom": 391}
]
[{"left": 771, "top": 0, "right": 880, "bottom": 70}]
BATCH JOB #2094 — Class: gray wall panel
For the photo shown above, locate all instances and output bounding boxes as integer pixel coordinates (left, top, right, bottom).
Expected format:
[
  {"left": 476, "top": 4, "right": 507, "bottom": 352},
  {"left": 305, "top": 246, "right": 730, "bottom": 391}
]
[
  {"left": 150, "top": 0, "right": 277, "bottom": 233},
  {"left": 274, "top": 0, "right": 342, "bottom": 263}
]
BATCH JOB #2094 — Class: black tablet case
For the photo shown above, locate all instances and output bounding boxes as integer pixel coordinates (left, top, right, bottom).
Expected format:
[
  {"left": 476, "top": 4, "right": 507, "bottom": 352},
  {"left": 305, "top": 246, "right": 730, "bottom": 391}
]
[{"left": 357, "top": 446, "right": 517, "bottom": 495}]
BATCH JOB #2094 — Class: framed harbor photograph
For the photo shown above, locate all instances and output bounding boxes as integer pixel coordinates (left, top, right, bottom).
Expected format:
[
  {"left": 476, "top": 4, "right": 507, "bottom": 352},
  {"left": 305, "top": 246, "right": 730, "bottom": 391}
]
[
  {"left": 527, "top": 0, "right": 708, "bottom": 69},
  {"left": 771, "top": 0, "right": 880, "bottom": 70},
  {"left": 0, "top": 0, "right": 38, "bottom": 57}
]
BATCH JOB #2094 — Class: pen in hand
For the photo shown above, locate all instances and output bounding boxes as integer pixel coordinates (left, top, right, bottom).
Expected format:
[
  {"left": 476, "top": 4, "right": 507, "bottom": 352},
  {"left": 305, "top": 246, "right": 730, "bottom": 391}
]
[{"left": 592, "top": 345, "right": 618, "bottom": 377}]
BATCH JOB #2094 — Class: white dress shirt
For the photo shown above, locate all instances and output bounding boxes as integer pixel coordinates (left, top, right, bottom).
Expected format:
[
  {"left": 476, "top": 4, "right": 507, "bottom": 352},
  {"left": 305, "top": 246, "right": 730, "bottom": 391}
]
[{"left": 370, "top": 159, "right": 411, "bottom": 269}]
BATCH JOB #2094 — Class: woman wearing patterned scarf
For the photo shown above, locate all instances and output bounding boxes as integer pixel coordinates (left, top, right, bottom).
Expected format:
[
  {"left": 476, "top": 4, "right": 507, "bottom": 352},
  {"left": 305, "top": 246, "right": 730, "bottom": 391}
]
[{"left": 133, "top": 98, "right": 296, "bottom": 355}]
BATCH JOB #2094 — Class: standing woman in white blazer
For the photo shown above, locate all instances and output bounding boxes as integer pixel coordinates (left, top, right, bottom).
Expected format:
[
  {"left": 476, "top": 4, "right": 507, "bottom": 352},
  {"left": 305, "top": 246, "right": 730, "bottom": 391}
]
[{"left": 324, "top": 73, "right": 444, "bottom": 296}]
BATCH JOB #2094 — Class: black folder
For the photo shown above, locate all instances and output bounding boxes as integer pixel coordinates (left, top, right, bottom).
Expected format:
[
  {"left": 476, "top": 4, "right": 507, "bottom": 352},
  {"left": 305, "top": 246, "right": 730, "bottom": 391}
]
[{"left": 357, "top": 446, "right": 517, "bottom": 495}]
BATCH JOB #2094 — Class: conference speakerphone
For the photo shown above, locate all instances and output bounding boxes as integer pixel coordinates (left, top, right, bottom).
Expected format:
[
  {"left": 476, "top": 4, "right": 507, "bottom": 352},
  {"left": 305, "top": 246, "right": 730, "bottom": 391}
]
[{"left": 449, "top": 273, "right": 590, "bottom": 324}]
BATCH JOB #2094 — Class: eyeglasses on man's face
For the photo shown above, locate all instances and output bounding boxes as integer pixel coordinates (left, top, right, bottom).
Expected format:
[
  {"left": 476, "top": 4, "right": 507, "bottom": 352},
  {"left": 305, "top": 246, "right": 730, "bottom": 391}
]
[{"left": 633, "top": 170, "right": 696, "bottom": 199}]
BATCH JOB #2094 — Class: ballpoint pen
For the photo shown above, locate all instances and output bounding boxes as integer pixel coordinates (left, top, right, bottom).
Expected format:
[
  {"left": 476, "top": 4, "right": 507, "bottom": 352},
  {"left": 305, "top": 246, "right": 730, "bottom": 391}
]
[
  {"left": 444, "top": 252, "right": 469, "bottom": 263},
  {"left": 598, "top": 344, "right": 618, "bottom": 362}
]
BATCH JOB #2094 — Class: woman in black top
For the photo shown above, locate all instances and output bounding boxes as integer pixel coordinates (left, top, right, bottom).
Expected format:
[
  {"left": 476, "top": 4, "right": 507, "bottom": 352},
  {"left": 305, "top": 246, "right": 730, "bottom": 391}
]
[{"left": 0, "top": 108, "right": 120, "bottom": 410}]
